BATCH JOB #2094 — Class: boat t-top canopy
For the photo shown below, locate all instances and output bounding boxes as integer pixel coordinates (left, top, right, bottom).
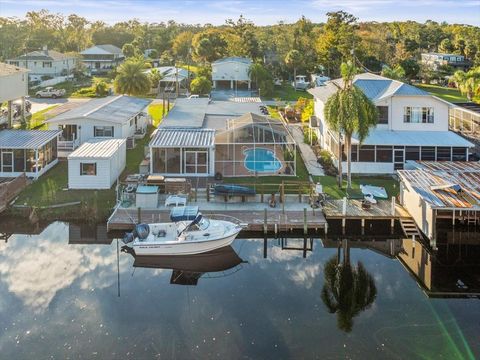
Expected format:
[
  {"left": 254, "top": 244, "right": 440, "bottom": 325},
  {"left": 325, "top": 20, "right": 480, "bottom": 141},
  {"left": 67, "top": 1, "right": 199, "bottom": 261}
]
[{"left": 170, "top": 206, "right": 199, "bottom": 222}]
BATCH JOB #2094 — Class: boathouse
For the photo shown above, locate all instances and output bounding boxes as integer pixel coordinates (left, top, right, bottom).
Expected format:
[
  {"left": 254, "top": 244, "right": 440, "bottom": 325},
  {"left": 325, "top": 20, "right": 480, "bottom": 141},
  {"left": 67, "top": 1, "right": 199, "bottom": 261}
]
[
  {"left": 0, "top": 129, "right": 60, "bottom": 179},
  {"left": 68, "top": 138, "right": 126, "bottom": 189},
  {"left": 398, "top": 161, "right": 480, "bottom": 241}
]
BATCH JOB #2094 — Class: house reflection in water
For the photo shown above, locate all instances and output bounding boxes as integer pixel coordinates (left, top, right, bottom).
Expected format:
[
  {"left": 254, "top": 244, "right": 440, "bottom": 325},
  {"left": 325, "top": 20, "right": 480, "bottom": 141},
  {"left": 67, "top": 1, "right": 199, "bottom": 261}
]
[
  {"left": 398, "top": 230, "right": 480, "bottom": 298},
  {"left": 68, "top": 223, "right": 113, "bottom": 245}
]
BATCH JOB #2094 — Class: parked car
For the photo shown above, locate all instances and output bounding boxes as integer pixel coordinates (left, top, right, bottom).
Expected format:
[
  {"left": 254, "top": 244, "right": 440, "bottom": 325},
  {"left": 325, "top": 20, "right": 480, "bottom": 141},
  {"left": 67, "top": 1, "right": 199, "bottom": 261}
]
[{"left": 35, "top": 87, "right": 66, "bottom": 98}]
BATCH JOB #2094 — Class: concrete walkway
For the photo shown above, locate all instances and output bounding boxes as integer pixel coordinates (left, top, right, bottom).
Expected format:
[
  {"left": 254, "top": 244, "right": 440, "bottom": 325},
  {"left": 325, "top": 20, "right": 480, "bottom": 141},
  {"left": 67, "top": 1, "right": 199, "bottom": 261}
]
[{"left": 289, "top": 124, "right": 325, "bottom": 177}]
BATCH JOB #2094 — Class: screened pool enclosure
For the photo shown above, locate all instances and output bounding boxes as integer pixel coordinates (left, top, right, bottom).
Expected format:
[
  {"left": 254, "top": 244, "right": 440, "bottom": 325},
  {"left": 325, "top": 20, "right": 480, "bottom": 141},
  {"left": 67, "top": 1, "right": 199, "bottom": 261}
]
[{"left": 215, "top": 113, "right": 296, "bottom": 177}]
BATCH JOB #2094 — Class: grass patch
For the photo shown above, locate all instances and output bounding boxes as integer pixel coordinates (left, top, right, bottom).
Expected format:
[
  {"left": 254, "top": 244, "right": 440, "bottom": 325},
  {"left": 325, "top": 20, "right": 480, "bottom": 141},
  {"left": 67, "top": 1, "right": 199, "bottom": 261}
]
[
  {"left": 312, "top": 175, "right": 399, "bottom": 199},
  {"left": 25, "top": 105, "right": 59, "bottom": 129},
  {"left": 272, "top": 83, "right": 313, "bottom": 101},
  {"left": 124, "top": 127, "right": 154, "bottom": 174},
  {"left": 414, "top": 84, "right": 468, "bottom": 103},
  {"left": 148, "top": 103, "right": 172, "bottom": 127}
]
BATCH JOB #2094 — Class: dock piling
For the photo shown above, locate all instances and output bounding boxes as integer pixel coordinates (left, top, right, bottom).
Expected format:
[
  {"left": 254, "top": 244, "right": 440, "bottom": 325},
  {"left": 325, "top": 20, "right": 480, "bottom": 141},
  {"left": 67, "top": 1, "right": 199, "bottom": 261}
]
[
  {"left": 137, "top": 207, "right": 141, "bottom": 224},
  {"left": 263, "top": 208, "right": 268, "bottom": 235},
  {"left": 303, "top": 208, "right": 307, "bottom": 235}
]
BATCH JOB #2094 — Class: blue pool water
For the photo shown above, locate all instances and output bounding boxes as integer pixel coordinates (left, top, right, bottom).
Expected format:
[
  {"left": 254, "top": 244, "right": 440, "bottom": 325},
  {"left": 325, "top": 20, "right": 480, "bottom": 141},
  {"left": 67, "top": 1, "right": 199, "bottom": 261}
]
[{"left": 244, "top": 148, "right": 282, "bottom": 172}]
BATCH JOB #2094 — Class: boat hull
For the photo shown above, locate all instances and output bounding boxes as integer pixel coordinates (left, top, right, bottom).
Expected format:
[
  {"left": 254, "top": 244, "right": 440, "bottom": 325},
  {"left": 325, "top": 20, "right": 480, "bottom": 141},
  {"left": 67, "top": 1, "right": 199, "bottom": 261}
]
[{"left": 132, "top": 232, "right": 239, "bottom": 256}]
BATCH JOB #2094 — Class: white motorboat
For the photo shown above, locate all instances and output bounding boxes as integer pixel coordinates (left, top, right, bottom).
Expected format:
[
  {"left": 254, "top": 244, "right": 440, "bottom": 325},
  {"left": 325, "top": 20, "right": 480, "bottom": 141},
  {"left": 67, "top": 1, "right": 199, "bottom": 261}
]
[{"left": 122, "top": 206, "right": 243, "bottom": 256}]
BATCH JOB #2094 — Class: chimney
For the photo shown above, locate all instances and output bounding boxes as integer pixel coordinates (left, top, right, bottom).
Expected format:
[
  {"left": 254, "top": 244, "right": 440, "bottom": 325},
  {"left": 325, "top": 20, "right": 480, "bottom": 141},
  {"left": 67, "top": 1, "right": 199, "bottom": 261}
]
[{"left": 43, "top": 45, "right": 48, "bottom": 55}]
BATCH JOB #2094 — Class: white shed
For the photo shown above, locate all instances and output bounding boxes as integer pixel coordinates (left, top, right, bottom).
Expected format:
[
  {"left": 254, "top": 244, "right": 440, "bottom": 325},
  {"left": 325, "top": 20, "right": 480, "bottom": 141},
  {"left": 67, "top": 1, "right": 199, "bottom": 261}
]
[
  {"left": 212, "top": 57, "right": 252, "bottom": 90},
  {"left": 68, "top": 139, "right": 126, "bottom": 189}
]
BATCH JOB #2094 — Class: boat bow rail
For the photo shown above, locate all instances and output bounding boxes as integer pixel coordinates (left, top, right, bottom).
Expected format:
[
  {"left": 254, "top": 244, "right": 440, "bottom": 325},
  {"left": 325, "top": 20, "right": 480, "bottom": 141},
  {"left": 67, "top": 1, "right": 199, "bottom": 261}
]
[{"left": 207, "top": 213, "right": 248, "bottom": 228}]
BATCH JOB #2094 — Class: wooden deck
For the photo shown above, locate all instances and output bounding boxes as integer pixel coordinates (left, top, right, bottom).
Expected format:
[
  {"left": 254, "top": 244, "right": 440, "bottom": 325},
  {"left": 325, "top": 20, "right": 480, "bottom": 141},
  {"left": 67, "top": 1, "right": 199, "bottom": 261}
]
[
  {"left": 107, "top": 206, "right": 327, "bottom": 233},
  {"left": 323, "top": 199, "right": 411, "bottom": 220}
]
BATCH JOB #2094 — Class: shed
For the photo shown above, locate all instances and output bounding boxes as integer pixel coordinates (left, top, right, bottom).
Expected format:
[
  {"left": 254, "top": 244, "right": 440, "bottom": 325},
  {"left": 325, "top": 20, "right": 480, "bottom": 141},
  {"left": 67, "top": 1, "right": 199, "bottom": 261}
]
[
  {"left": 0, "top": 129, "right": 60, "bottom": 178},
  {"left": 68, "top": 138, "right": 126, "bottom": 189},
  {"left": 136, "top": 185, "right": 159, "bottom": 208}
]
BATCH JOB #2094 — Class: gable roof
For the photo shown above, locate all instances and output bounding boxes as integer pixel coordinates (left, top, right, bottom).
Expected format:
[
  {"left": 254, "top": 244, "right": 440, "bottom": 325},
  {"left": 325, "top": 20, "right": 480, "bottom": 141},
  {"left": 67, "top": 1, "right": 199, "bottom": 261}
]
[
  {"left": 68, "top": 139, "right": 126, "bottom": 159},
  {"left": 0, "top": 62, "right": 29, "bottom": 76},
  {"left": 212, "top": 57, "right": 252, "bottom": 65},
  {"left": 308, "top": 72, "right": 430, "bottom": 103},
  {"left": 46, "top": 95, "right": 151, "bottom": 124},
  {"left": 150, "top": 128, "right": 215, "bottom": 148},
  {"left": 81, "top": 45, "right": 123, "bottom": 56},
  {"left": 9, "top": 50, "right": 74, "bottom": 61}
]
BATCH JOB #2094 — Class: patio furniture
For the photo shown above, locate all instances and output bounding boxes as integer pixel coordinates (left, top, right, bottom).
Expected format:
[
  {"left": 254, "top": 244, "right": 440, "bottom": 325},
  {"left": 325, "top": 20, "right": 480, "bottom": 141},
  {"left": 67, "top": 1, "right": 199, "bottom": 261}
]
[{"left": 165, "top": 195, "right": 188, "bottom": 207}]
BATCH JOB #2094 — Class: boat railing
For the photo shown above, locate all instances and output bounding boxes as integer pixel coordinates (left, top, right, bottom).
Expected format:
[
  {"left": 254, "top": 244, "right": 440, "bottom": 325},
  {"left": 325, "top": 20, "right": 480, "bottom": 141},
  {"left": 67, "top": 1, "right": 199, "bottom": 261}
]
[{"left": 206, "top": 213, "right": 248, "bottom": 228}]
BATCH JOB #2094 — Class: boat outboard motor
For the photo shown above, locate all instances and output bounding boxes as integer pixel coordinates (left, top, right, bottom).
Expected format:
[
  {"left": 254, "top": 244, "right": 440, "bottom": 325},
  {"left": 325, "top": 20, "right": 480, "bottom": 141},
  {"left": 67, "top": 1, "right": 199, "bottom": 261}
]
[
  {"left": 122, "top": 232, "right": 135, "bottom": 244},
  {"left": 135, "top": 223, "right": 150, "bottom": 240}
]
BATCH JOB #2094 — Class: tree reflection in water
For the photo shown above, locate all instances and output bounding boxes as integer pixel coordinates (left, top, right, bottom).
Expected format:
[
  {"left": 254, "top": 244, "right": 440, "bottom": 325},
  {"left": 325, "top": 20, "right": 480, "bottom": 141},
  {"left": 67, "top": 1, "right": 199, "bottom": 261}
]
[{"left": 321, "top": 239, "right": 377, "bottom": 332}]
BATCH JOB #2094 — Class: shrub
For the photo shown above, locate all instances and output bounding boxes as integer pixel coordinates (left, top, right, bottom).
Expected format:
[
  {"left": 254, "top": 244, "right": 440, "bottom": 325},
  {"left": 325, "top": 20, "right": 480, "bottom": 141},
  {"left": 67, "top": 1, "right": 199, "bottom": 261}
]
[
  {"left": 303, "top": 127, "right": 318, "bottom": 144},
  {"left": 190, "top": 76, "right": 212, "bottom": 94},
  {"left": 318, "top": 149, "right": 337, "bottom": 176}
]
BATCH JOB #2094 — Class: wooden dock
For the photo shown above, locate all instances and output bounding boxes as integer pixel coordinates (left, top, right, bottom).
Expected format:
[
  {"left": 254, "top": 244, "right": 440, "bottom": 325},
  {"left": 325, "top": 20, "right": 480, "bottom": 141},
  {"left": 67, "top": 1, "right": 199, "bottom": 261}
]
[
  {"left": 323, "top": 198, "right": 411, "bottom": 219},
  {"left": 107, "top": 206, "right": 327, "bottom": 233}
]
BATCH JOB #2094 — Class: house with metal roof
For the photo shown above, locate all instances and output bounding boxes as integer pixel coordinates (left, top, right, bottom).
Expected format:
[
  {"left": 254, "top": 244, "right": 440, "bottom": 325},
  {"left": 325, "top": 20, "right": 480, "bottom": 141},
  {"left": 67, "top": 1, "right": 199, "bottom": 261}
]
[
  {"left": 68, "top": 138, "right": 126, "bottom": 189},
  {"left": 212, "top": 57, "right": 252, "bottom": 90},
  {"left": 80, "top": 45, "right": 125, "bottom": 74},
  {"left": 45, "top": 95, "right": 151, "bottom": 154},
  {"left": 398, "top": 161, "right": 480, "bottom": 241},
  {"left": 0, "top": 129, "right": 61, "bottom": 179},
  {"left": 148, "top": 97, "right": 295, "bottom": 178},
  {"left": 308, "top": 73, "right": 473, "bottom": 174},
  {"left": 7, "top": 46, "right": 77, "bottom": 77}
]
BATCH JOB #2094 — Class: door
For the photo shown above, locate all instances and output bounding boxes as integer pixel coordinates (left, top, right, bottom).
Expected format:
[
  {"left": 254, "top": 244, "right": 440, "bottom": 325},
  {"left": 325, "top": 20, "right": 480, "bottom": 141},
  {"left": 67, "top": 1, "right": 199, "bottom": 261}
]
[
  {"left": 394, "top": 148, "right": 405, "bottom": 170},
  {"left": 184, "top": 151, "right": 208, "bottom": 174},
  {"left": 1, "top": 152, "right": 13, "bottom": 172}
]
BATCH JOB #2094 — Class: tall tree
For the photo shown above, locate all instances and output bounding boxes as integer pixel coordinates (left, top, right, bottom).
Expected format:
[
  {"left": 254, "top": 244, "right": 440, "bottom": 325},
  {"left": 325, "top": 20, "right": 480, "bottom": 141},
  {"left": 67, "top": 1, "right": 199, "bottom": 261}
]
[
  {"left": 114, "top": 59, "right": 151, "bottom": 96},
  {"left": 285, "top": 49, "right": 303, "bottom": 88},
  {"left": 324, "top": 62, "right": 378, "bottom": 188},
  {"left": 172, "top": 31, "right": 194, "bottom": 62},
  {"left": 453, "top": 68, "right": 480, "bottom": 101}
]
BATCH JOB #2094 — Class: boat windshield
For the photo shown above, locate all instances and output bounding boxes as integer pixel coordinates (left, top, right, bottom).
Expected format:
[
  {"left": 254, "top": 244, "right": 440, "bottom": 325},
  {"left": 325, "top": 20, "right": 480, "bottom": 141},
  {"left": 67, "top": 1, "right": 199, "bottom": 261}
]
[{"left": 198, "top": 217, "right": 210, "bottom": 230}]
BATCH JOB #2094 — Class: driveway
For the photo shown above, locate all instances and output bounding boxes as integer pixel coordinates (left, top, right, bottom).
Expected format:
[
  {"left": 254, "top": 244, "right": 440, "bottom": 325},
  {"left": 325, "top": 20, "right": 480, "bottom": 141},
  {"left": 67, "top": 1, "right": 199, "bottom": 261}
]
[{"left": 29, "top": 98, "right": 89, "bottom": 114}]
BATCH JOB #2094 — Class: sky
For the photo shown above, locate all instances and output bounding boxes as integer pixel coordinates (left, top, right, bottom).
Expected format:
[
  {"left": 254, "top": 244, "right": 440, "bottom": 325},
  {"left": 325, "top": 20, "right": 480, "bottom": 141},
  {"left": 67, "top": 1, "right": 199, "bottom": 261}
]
[{"left": 0, "top": 0, "right": 479, "bottom": 26}]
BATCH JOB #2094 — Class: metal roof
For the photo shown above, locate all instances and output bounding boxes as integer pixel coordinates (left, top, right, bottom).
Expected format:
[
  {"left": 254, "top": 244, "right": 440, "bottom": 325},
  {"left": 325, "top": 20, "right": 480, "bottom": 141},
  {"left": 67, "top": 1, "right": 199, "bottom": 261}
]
[
  {"left": 398, "top": 168, "right": 480, "bottom": 209},
  {"left": 9, "top": 50, "right": 74, "bottom": 61},
  {"left": 150, "top": 129, "right": 215, "bottom": 148},
  {"left": 212, "top": 57, "right": 252, "bottom": 65},
  {"left": 410, "top": 161, "right": 480, "bottom": 173},
  {"left": 308, "top": 72, "right": 430, "bottom": 103},
  {"left": 160, "top": 98, "right": 209, "bottom": 128},
  {"left": 81, "top": 44, "right": 123, "bottom": 55},
  {"left": 46, "top": 95, "right": 151, "bottom": 124},
  {"left": 353, "top": 130, "right": 473, "bottom": 147},
  {"left": 0, "top": 129, "right": 60, "bottom": 149},
  {"left": 68, "top": 139, "right": 126, "bottom": 159}
]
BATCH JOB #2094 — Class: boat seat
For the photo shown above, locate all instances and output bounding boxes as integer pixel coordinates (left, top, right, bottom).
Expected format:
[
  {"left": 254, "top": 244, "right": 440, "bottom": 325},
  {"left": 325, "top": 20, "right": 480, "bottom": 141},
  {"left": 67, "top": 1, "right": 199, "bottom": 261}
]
[{"left": 152, "top": 229, "right": 166, "bottom": 237}]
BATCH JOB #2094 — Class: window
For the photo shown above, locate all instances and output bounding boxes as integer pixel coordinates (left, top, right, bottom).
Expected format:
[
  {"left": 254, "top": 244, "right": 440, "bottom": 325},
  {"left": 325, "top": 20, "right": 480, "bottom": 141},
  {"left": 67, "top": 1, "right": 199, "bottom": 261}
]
[
  {"left": 404, "top": 107, "right": 434, "bottom": 123},
  {"left": 405, "top": 146, "right": 420, "bottom": 161},
  {"left": 94, "top": 126, "right": 114, "bottom": 137},
  {"left": 43, "top": 61, "right": 52, "bottom": 68},
  {"left": 351, "top": 145, "right": 358, "bottom": 162},
  {"left": 376, "top": 146, "right": 393, "bottom": 162},
  {"left": 452, "top": 147, "right": 467, "bottom": 161},
  {"left": 358, "top": 145, "right": 375, "bottom": 162},
  {"left": 436, "top": 147, "right": 452, "bottom": 161},
  {"left": 80, "top": 163, "right": 97, "bottom": 175},
  {"left": 421, "top": 146, "right": 436, "bottom": 160},
  {"left": 377, "top": 106, "right": 388, "bottom": 124}
]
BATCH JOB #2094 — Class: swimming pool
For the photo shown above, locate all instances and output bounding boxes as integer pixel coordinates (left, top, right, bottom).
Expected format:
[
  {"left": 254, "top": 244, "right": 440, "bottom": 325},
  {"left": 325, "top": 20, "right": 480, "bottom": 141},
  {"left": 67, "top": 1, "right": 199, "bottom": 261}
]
[{"left": 244, "top": 148, "right": 282, "bottom": 173}]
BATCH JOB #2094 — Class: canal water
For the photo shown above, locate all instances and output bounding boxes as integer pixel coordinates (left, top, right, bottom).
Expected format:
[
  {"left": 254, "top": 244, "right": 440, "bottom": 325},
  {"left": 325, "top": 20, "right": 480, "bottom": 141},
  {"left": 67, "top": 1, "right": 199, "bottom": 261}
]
[{"left": 0, "top": 221, "right": 478, "bottom": 359}]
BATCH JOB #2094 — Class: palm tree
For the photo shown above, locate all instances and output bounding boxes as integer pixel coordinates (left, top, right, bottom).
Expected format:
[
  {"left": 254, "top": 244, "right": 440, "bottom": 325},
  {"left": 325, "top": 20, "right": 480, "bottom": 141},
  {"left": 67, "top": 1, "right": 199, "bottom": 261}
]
[
  {"left": 248, "top": 63, "right": 266, "bottom": 89},
  {"left": 321, "top": 240, "right": 377, "bottom": 332},
  {"left": 324, "top": 62, "right": 378, "bottom": 188},
  {"left": 453, "top": 68, "right": 480, "bottom": 101},
  {"left": 114, "top": 59, "right": 152, "bottom": 96},
  {"left": 285, "top": 49, "right": 302, "bottom": 89}
]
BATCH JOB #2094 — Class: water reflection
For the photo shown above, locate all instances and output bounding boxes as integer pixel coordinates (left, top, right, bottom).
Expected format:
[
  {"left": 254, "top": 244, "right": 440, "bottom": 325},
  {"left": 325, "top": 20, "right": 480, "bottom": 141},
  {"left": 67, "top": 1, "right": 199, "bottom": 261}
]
[
  {"left": 0, "top": 220, "right": 478, "bottom": 359},
  {"left": 321, "top": 239, "right": 377, "bottom": 332},
  {"left": 123, "top": 246, "right": 245, "bottom": 285}
]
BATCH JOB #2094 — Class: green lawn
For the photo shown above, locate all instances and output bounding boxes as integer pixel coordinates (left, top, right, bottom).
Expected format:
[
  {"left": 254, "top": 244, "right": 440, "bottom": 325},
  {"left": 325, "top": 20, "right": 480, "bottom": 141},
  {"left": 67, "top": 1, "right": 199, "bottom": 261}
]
[
  {"left": 148, "top": 103, "right": 172, "bottom": 127},
  {"left": 15, "top": 127, "right": 154, "bottom": 221},
  {"left": 272, "top": 83, "right": 313, "bottom": 101},
  {"left": 312, "top": 175, "right": 399, "bottom": 199},
  {"left": 25, "top": 105, "right": 59, "bottom": 129},
  {"left": 414, "top": 84, "right": 468, "bottom": 103}
]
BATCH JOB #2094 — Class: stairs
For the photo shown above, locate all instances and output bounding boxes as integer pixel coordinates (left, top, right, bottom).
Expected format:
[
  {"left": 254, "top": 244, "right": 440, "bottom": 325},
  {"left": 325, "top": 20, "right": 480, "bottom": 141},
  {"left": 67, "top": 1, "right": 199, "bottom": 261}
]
[{"left": 400, "top": 218, "right": 422, "bottom": 238}]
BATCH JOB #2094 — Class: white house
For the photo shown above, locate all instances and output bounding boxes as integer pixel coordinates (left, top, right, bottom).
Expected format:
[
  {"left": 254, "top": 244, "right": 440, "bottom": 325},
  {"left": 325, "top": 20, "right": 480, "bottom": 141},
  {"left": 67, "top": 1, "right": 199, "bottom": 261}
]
[
  {"left": 308, "top": 73, "right": 473, "bottom": 174},
  {"left": 0, "top": 62, "right": 29, "bottom": 127},
  {"left": 68, "top": 138, "right": 126, "bottom": 189},
  {"left": 81, "top": 45, "right": 125, "bottom": 74},
  {"left": 7, "top": 47, "right": 77, "bottom": 78},
  {"left": 212, "top": 57, "right": 252, "bottom": 90},
  {"left": 45, "top": 95, "right": 151, "bottom": 154},
  {"left": 0, "top": 129, "right": 60, "bottom": 179},
  {"left": 421, "top": 53, "right": 471, "bottom": 71}
]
